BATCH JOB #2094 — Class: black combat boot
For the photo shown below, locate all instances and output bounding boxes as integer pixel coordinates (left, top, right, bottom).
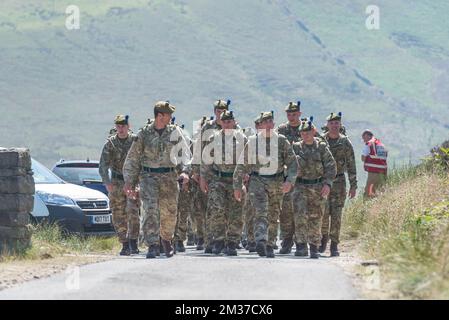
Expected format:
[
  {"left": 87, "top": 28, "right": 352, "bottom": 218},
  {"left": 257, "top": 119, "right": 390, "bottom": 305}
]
[
  {"left": 146, "top": 245, "right": 158, "bottom": 259},
  {"left": 248, "top": 241, "right": 257, "bottom": 253},
  {"left": 222, "top": 244, "right": 229, "bottom": 255},
  {"left": 330, "top": 241, "right": 340, "bottom": 257},
  {"left": 212, "top": 240, "right": 225, "bottom": 255},
  {"left": 175, "top": 240, "right": 186, "bottom": 253},
  {"left": 129, "top": 239, "right": 139, "bottom": 254},
  {"left": 187, "top": 234, "right": 195, "bottom": 246},
  {"left": 119, "top": 242, "right": 131, "bottom": 256},
  {"left": 294, "top": 243, "right": 309, "bottom": 257},
  {"left": 227, "top": 242, "right": 238, "bottom": 256},
  {"left": 161, "top": 239, "right": 174, "bottom": 258},
  {"left": 309, "top": 244, "right": 319, "bottom": 259},
  {"left": 279, "top": 238, "right": 293, "bottom": 254},
  {"left": 266, "top": 245, "right": 275, "bottom": 258},
  {"left": 319, "top": 235, "right": 329, "bottom": 253},
  {"left": 256, "top": 241, "right": 267, "bottom": 257},
  {"left": 204, "top": 241, "right": 213, "bottom": 254},
  {"left": 196, "top": 238, "right": 205, "bottom": 250},
  {"left": 159, "top": 238, "right": 164, "bottom": 254}
]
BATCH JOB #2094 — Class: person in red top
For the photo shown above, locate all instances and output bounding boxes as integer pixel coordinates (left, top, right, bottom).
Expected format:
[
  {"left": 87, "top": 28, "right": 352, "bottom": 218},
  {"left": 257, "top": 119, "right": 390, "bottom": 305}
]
[{"left": 361, "top": 129, "right": 388, "bottom": 197}]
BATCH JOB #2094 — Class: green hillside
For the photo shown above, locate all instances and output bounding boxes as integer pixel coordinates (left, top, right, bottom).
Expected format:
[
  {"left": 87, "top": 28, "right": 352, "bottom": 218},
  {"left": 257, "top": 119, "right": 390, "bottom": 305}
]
[{"left": 0, "top": 0, "right": 448, "bottom": 179}]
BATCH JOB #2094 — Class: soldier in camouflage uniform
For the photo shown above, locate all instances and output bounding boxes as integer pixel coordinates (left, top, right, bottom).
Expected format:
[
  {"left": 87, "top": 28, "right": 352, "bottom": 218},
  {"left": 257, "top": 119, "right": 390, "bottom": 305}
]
[
  {"left": 192, "top": 100, "right": 231, "bottom": 253},
  {"left": 320, "top": 112, "right": 357, "bottom": 256},
  {"left": 189, "top": 116, "right": 210, "bottom": 251},
  {"left": 242, "top": 190, "right": 256, "bottom": 251},
  {"left": 190, "top": 176, "right": 207, "bottom": 250},
  {"left": 292, "top": 118, "right": 336, "bottom": 259},
  {"left": 241, "top": 123, "right": 259, "bottom": 253},
  {"left": 234, "top": 111, "right": 298, "bottom": 258},
  {"left": 99, "top": 115, "right": 141, "bottom": 256},
  {"left": 276, "top": 101, "right": 302, "bottom": 254},
  {"left": 123, "top": 101, "right": 191, "bottom": 259},
  {"left": 200, "top": 110, "right": 247, "bottom": 255},
  {"left": 173, "top": 124, "right": 194, "bottom": 253}
]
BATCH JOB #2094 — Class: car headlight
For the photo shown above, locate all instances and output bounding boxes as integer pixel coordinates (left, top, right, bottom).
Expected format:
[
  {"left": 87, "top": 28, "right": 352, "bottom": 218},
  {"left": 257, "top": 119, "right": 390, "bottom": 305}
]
[{"left": 36, "top": 191, "right": 75, "bottom": 206}]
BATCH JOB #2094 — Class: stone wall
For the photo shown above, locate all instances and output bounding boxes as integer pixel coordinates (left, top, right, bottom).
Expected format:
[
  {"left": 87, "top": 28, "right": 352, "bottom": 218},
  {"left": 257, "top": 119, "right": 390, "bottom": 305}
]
[{"left": 0, "top": 148, "right": 35, "bottom": 254}]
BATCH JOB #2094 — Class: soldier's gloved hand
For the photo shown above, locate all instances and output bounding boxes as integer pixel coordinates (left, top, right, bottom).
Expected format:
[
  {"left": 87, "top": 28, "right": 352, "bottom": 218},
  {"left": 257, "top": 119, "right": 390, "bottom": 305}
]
[
  {"left": 199, "top": 176, "right": 208, "bottom": 194},
  {"left": 106, "top": 183, "right": 113, "bottom": 193},
  {"left": 282, "top": 182, "right": 293, "bottom": 194},
  {"left": 234, "top": 189, "right": 242, "bottom": 202},
  {"left": 348, "top": 188, "right": 356, "bottom": 199},
  {"left": 321, "top": 184, "right": 331, "bottom": 198}
]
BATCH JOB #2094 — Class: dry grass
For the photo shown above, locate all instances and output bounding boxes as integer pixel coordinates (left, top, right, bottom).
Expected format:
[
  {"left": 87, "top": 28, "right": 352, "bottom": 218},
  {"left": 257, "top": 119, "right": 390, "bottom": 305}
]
[
  {"left": 0, "top": 223, "right": 120, "bottom": 263},
  {"left": 342, "top": 164, "right": 449, "bottom": 299}
]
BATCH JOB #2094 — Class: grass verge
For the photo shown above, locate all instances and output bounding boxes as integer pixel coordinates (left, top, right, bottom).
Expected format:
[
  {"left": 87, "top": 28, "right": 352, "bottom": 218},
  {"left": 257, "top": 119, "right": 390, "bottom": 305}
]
[
  {"left": 0, "top": 223, "right": 120, "bottom": 263},
  {"left": 342, "top": 143, "right": 449, "bottom": 299}
]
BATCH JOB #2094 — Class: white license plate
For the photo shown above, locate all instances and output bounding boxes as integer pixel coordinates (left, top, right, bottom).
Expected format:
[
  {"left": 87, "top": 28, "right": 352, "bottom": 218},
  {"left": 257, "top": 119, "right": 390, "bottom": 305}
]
[{"left": 91, "top": 215, "right": 111, "bottom": 224}]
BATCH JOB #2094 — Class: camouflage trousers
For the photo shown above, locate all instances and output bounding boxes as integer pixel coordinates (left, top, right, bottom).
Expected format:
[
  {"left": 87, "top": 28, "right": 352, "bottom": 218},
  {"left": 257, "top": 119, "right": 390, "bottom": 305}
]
[
  {"left": 293, "top": 183, "right": 325, "bottom": 247},
  {"left": 206, "top": 176, "right": 243, "bottom": 244},
  {"left": 174, "top": 185, "right": 193, "bottom": 242},
  {"left": 139, "top": 172, "right": 179, "bottom": 247},
  {"left": 248, "top": 176, "right": 282, "bottom": 247},
  {"left": 191, "top": 182, "right": 207, "bottom": 241},
  {"left": 242, "top": 191, "right": 255, "bottom": 243},
  {"left": 109, "top": 179, "right": 140, "bottom": 243},
  {"left": 279, "top": 190, "right": 295, "bottom": 241},
  {"left": 322, "top": 177, "right": 346, "bottom": 244}
]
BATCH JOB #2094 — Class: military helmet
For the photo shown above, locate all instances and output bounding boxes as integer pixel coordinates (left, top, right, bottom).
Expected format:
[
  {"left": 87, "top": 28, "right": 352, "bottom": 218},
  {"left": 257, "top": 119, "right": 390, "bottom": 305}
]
[
  {"left": 154, "top": 101, "right": 176, "bottom": 114},
  {"left": 214, "top": 99, "right": 231, "bottom": 110},
  {"left": 285, "top": 101, "right": 301, "bottom": 112},
  {"left": 299, "top": 116, "right": 316, "bottom": 132},
  {"left": 326, "top": 112, "right": 342, "bottom": 121},
  {"left": 220, "top": 110, "right": 235, "bottom": 121},
  {"left": 109, "top": 127, "right": 117, "bottom": 137},
  {"left": 114, "top": 115, "right": 129, "bottom": 125},
  {"left": 256, "top": 111, "right": 274, "bottom": 124}
]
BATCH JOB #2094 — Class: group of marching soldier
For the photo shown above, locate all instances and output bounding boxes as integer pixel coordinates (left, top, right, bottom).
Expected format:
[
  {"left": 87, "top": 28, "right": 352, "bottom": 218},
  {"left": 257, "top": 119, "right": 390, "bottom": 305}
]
[{"left": 99, "top": 99, "right": 358, "bottom": 259}]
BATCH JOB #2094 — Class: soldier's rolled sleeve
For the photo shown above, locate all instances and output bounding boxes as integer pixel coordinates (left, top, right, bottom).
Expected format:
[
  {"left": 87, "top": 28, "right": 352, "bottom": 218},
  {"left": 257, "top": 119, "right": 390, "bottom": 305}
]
[
  {"left": 284, "top": 141, "right": 298, "bottom": 185},
  {"left": 322, "top": 145, "right": 337, "bottom": 187},
  {"left": 99, "top": 141, "right": 112, "bottom": 184},
  {"left": 123, "top": 132, "right": 143, "bottom": 187},
  {"left": 233, "top": 164, "right": 246, "bottom": 190},
  {"left": 178, "top": 133, "right": 192, "bottom": 174},
  {"left": 345, "top": 138, "right": 358, "bottom": 190},
  {"left": 233, "top": 141, "right": 251, "bottom": 190}
]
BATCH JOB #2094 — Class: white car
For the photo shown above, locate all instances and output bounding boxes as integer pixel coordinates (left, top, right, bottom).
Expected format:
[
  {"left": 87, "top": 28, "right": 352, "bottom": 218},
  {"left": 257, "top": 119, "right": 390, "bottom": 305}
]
[{"left": 31, "top": 158, "right": 115, "bottom": 236}]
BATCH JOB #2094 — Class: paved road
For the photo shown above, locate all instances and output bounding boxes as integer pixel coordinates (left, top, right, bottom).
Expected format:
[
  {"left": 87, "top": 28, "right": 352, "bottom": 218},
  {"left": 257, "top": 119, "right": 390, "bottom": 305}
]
[{"left": 0, "top": 246, "right": 358, "bottom": 300}]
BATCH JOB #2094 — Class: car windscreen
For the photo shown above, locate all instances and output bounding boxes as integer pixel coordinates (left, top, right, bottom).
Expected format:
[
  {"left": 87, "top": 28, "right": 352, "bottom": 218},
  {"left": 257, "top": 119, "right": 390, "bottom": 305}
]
[
  {"left": 32, "top": 159, "right": 64, "bottom": 184},
  {"left": 53, "top": 166, "right": 103, "bottom": 185}
]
